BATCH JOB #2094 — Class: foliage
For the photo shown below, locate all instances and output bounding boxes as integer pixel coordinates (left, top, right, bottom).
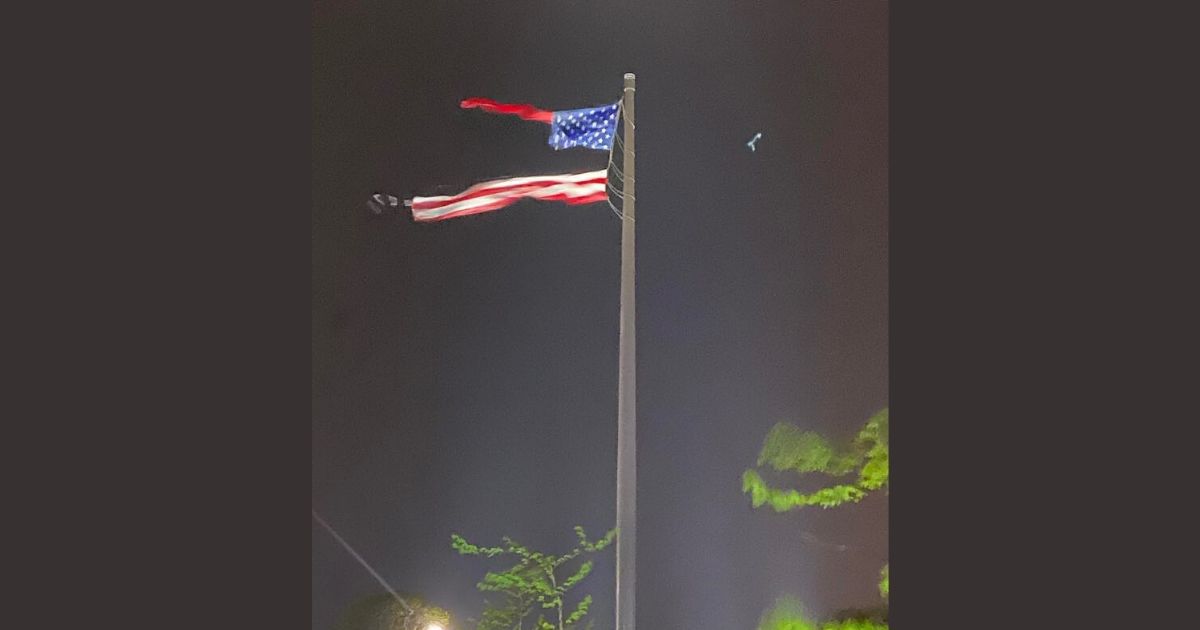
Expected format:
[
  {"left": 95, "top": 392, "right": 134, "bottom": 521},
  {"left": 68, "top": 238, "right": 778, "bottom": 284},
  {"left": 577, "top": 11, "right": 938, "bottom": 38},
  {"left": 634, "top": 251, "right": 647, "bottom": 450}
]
[
  {"left": 822, "top": 619, "right": 888, "bottom": 630},
  {"left": 335, "top": 592, "right": 452, "bottom": 630},
  {"left": 757, "top": 598, "right": 887, "bottom": 630},
  {"left": 452, "top": 526, "right": 615, "bottom": 630},
  {"left": 745, "top": 409, "right": 890, "bottom": 630},
  {"left": 757, "top": 597, "right": 818, "bottom": 630},
  {"left": 742, "top": 408, "right": 888, "bottom": 513}
]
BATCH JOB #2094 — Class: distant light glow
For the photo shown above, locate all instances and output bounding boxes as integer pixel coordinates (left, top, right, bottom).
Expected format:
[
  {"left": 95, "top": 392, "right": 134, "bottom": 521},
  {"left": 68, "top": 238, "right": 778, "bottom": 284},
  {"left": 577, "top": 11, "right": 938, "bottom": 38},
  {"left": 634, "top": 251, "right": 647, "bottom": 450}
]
[{"left": 425, "top": 624, "right": 445, "bottom": 630}]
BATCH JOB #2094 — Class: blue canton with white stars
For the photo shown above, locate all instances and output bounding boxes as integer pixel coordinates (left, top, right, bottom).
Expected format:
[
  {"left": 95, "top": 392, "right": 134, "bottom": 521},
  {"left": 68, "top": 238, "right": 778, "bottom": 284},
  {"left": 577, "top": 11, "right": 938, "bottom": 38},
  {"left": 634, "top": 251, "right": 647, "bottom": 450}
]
[{"left": 548, "top": 102, "right": 620, "bottom": 151}]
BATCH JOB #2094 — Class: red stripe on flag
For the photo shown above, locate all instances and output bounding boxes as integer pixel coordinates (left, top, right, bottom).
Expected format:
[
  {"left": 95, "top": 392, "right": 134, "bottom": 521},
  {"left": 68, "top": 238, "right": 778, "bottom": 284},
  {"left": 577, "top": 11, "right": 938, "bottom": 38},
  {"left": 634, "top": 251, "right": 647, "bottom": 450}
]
[
  {"left": 410, "top": 174, "right": 605, "bottom": 210},
  {"left": 409, "top": 171, "right": 607, "bottom": 222},
  {"left": 460, "top": 97, "right": 554, "bottom": 123},
  {"left": 426, "top": 190, "right": 610, "bottom": 222}
]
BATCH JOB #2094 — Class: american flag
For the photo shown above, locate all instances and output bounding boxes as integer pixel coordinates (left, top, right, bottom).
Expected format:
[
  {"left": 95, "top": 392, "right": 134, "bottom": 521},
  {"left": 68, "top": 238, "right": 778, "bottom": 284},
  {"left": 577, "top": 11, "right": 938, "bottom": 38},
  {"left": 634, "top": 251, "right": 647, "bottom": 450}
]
[
  {"left": 408, "top": 170, "right": 608, "bottom": 222},
  {"left": 461, "top": 97, "right": 619, "bottom": 151}
]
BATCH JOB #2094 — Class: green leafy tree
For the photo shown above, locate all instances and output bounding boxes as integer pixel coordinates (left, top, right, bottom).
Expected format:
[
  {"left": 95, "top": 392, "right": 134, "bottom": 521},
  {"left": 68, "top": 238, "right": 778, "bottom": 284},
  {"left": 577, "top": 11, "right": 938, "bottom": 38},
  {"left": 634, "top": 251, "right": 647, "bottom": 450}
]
[
  {"left": 451, "top": 526, "right": 615, "bottom": 630},
  {"left": 742, "top": 408, "right": 888, "bottom": 512},
  {"left": 335, "top": 592, "right": 452, "bottom": 630},
  {"left": 744, "top": 408, "right": 889, "bottom": 629}
]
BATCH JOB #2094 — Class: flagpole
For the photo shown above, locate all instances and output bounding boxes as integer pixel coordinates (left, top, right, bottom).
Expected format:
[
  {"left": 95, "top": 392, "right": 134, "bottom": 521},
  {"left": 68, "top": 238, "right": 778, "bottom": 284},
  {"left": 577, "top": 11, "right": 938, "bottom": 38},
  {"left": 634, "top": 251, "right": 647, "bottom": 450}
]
[{"left": 615, "top": 72, "right": 637, "bottom": 630}]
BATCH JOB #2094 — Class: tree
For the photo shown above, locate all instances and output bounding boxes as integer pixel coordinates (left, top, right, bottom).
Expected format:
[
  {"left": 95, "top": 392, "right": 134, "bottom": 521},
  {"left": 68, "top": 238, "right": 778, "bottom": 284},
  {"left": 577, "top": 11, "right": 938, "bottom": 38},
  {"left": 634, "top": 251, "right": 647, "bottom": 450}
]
[
  {"left": 742, "top": 408, "right": 888, "bottom": 513},
  {"left": 335, "top": 592, "right": 452, "bottom": 630},
  {"left": 451, "top": 526, "right": 616, "bottom": 630},
  {"left": 743, "top": 408, "right": 889, "bottom": 629}
]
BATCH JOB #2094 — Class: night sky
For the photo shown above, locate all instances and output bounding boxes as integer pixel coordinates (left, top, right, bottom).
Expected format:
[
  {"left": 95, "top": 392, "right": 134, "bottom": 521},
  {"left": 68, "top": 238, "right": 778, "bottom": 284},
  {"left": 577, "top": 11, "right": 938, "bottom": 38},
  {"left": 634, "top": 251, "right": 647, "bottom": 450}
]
[{"left": 313, "top": 2, "right": 887, "bottom": 629}]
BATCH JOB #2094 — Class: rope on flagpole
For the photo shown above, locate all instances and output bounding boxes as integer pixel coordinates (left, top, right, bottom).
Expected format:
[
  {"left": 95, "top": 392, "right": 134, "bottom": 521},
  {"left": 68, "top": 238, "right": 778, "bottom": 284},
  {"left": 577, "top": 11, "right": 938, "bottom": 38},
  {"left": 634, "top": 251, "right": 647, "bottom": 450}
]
[
  {"left": 607, "top": 180, "right": 634, "bottom": 201},
  {"left": 608, "top": 183, "right": 634, "bottom": 203},
  {"left": 607, "top": 104, "right": 626, "bottom": 178},
  {"left": 607, "top": 196, "right": 625, "bottom": 220},
  {"left": 602, "top": 98, "right": 634, "bottom": 221},
  {"left": 607, "top": 156, "right": 626, "bottom": 182},
  {"left": 604, "top": 98, "right": 626, "bottom": 221},
  {"left": 611, "top": 133, "right": 628, "bottom": 160}
]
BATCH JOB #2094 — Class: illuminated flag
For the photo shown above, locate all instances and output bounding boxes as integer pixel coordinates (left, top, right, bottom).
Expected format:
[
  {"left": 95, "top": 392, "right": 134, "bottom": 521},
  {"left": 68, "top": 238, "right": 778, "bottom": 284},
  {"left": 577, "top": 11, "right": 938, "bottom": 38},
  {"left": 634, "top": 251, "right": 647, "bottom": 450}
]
[
  {"left": 407, "top": 170, "right": 608, "bottom": 222},
  {"left": 460, "top": 97, "right": 620, "bottom": 151}
]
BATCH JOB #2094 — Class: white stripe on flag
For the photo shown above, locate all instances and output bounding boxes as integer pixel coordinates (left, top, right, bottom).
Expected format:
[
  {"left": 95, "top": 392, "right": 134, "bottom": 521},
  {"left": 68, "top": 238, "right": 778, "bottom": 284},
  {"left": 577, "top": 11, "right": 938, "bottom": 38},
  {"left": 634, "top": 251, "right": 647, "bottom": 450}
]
[{"left": 410, "top": 170, "right": 608, "bottom": 222}]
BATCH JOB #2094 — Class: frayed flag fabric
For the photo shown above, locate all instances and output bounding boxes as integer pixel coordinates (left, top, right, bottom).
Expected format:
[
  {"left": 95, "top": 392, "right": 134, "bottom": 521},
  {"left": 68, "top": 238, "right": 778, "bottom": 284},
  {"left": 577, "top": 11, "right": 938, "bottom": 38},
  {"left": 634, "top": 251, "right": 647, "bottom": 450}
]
[
  {"left": 460, "top": 97, "right": 620, "bottom": 151},
  {"left": 459, "top": 97, "right": 554, "bottom": 123},
  {"left": 404, "top": 95, "right": 619, "bottom": 222},
  {"left": 408, "top": 170, "right": 608, "bottom": 222}
]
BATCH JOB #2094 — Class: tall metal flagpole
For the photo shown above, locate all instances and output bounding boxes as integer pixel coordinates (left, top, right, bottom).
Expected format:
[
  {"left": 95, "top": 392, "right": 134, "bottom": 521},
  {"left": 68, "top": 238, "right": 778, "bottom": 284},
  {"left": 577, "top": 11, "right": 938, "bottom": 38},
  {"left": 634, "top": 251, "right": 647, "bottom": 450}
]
[{"left": 615, "top": 72, "right": 637, "bottom": 630}]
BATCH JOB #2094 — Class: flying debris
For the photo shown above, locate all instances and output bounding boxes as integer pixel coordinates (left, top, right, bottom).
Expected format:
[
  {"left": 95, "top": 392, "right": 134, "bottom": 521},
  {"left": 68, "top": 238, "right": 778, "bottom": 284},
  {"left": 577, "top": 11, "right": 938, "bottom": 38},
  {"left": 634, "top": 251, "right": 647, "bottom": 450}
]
[
  {"left": 367, "top": 193, "right": 401, "bottom": 215},
  {"left": 747, "top": 132, "right": 762, "bottom": 152}
]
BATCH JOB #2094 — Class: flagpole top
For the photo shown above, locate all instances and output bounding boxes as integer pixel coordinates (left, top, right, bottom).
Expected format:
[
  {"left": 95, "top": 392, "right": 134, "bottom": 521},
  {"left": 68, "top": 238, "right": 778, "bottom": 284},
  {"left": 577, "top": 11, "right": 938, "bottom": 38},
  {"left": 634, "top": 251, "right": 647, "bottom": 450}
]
[{"left": 624, "top": 73, "right": 635, "bottom": 88}]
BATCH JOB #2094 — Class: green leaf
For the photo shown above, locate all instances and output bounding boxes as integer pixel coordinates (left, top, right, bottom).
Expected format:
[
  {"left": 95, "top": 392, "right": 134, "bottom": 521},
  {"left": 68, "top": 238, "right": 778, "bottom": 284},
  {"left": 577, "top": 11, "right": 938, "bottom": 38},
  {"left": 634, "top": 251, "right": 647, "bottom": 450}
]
[
  {"left": 757, "top": 424, "right": 860, "bottom": 476},
  {"left": 744, "top": 408, "right": 889, "bottom": 513},
  {"left": 452, "top": 533, "right": 506, "bottom": 557},
  {"left": 561, "top": 560, "right": 593, "bottom": 591},
  {"left": 743, "top": 407, "right": 890, "bottom": 626},
  {"left": 565, "top": 594, "right": 593, "bottom": 626},
  {"left": 455, "top": 525, "right": 617, "bottom": 630}
]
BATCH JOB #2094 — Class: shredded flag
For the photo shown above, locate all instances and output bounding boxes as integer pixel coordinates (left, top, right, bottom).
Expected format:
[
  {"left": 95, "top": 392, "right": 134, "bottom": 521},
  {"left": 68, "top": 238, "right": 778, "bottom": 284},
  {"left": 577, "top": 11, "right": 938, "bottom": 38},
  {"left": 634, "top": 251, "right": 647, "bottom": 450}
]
[
  {"left": 408, "top": 170, "right": 608, "bottom": 222},
  {"left": 460, "top": 97, "right": 620, "bottom": 151},
  {"left": 459, "top": 97, "right": 553, "bottom": 123}
]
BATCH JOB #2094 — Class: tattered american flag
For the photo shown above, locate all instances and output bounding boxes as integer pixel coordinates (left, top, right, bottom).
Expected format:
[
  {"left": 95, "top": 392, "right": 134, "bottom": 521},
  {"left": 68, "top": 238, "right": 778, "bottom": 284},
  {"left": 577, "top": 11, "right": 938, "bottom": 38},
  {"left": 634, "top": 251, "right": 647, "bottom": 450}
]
[
  {"left": 460, "top": 98, "right": 619, "bottom": 151},
  {"left": 408, "top": 170, "right": 608, "bottom": 222}
]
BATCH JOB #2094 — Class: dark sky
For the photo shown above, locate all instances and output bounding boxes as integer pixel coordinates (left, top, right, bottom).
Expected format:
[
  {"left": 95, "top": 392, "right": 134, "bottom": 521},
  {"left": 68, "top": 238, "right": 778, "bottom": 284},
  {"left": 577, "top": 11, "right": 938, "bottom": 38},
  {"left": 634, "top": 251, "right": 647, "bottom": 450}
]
[{"left": 313, "top": 2, "right": 887, "bottom": 629}]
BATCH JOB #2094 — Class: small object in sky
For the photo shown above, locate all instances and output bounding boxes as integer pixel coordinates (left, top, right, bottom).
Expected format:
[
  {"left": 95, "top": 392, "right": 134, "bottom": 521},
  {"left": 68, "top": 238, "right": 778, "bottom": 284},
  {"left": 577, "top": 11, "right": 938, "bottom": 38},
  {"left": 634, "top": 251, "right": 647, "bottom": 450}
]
[
  {"left": 367, "top": 193, "right": 400, "bottom": 214},
  {"left": 747, "top": 132, "right": 762, "bottom": 152}
]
